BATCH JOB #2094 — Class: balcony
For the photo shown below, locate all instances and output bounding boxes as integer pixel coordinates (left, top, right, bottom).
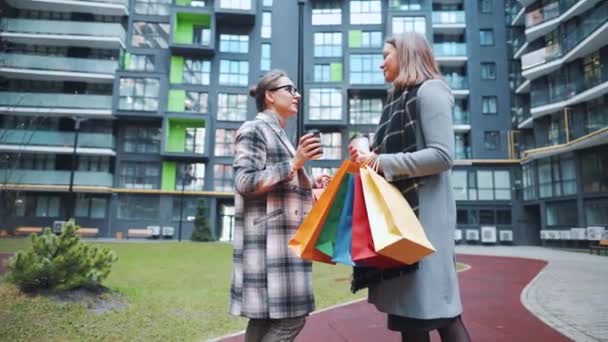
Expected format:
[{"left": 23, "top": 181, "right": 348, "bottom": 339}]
[
  {"left": 214, "top": 0, "right": 256, "bottom": 25},
  {"left": 0, "top": 53, "right": 118, "bottom": 83},
  {"left": 0, "top": 92, "right": 113, "bottom": 117},
  {"left": 434, "top": 43, "right": 467, "bottom": 66},
  {"left": 453, "top": 109, "right": 470, "bottom": 133},
  {"left": 514, "top": 104, "right": 533, "bottom": 129},
  {"left": 525, "top": 2, "right": 560, "bottom": 29},
  {"left": 454, "top": 146, "right": 471, "bottom": 160},
  {"left": 432, "top": 11, "right": 465, "bottom": 33},
  {"left": 5, "top": 0, "right": 129, "bottom": 16},
  {"left": 0, "top": 170, "right": 113, "bottom": 190},
  {"left": 444, "top": 74, "right": 469, "bottom": 98},
  {"left": 0, "top": 18, "right": 126, "bottom": 49},
  {"left": 162, "top": 117, "right": 208, "bottom": 160},
  {"left": 524, "top": 0, "right": 602, "bottom": 42},
  {"left": 0, "top": 129, "right": 115, "bottom": 155},
  {"left": 170, "top": 11, "right": 215, "bottom": 56}
]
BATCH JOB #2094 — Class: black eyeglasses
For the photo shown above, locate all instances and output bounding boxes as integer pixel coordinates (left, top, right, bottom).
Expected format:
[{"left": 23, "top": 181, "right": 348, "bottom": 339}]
[{"left": 269, "top": 84, "right": 299, "bottom": 96}]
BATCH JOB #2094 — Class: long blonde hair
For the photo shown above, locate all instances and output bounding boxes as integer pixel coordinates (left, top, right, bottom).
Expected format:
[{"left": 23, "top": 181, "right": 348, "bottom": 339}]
[{"left": 386, "top": 32, "right": 442, "bottom": 90}]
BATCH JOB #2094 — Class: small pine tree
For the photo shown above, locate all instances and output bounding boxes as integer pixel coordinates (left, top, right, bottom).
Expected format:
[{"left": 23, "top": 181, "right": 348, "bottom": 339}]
[
  {"left": 191, "top": 200, "right": 214, "bottom": 242},
  {"left": 6, "top": 220, "right": 117, "bottom": 293}
]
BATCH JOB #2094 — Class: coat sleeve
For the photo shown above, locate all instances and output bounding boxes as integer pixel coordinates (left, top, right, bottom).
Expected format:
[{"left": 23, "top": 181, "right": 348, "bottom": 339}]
[
  {"left": 377, "top": 80, "right": 455, "bottom": 182},
  {"left": 233, "top": 122, "right": 292, "bottom": 197}
]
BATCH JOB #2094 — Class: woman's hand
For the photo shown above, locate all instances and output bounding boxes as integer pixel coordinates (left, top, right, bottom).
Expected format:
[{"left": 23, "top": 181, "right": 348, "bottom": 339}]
[
  {"left": 313, "top": 175, "right": 331, "bottom": 189},
  {"left": 348, "top": 145, "right": 382, "bottom": 172},
  {"left": 292, "top": 133, "right": 322, "bottom": 171}
]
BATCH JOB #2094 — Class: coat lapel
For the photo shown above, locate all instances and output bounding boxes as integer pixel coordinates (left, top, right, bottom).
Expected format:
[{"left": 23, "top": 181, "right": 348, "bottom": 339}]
[{"left": 257, "top": 112, "right": 296, "bottom": 157}]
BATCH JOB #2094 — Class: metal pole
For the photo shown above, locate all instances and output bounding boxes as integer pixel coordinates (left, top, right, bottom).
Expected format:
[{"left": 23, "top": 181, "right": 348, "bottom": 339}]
[
  {"left": 178, "top": 175, "right": 185, "bottom": 242},
  {"left": 296, "top": 0, "right": 306, "bottom": 139},
  {"left": 68, "top": 118, "right": 81, "bottom": 219}
]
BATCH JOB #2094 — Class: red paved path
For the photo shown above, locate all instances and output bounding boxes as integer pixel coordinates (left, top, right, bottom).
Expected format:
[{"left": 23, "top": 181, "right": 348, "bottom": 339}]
[{"left": 223, "top": 254, "right": 571, "bottom": 342}]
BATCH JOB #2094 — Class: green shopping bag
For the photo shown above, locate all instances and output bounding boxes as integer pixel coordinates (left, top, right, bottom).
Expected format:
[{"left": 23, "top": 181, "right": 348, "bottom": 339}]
[{"left": 315, "top": 173, "right": 353, "bottom": 257}]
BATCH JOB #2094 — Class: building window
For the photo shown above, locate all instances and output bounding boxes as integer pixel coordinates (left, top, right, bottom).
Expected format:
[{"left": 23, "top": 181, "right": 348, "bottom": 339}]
[
  {"left": 77, "top": 156, "right": 110, "bottom": 172},
  {"left": 312, "top": 1, "right": 342, "bottom": 25},
  {"left": 263, "top": 0, "right": 273, "bottom": 7},
  {"left": 452, "top": 170, "right": 467, "bottom": 201},
  {"left": 134, "top": 0, "right": 171, "bottom": 15},
  {"left": 261, "top": 43, "right": 271, "bottom": 71},
  {"left": 350, "top": 54, "right": 384, "bottom": 84},
  {"left": 350, "top": 0, "right": 382, "bottom": 25},
  {"left": 309, "top": 88, "right": 342, "bottom": 121},
  {"left": 183, "top": 59, "right": 211, "bottom": 85},
  {"left": 314, "top": 64, "right": 331, "bottom": 82},
  {"left": 320, "top": 132, "right": 342, "bottom": 160},
  {"left": 482, "top": 96, "right": 497, "bottom": 115},
  {"left": 481, "top": 62, "right": 496, "bottom": 80},
  {"left": 390, "top": 0, "right": 422, "bottom": 10},
  {"left": 582, "top": 149, "right": 608, "bottom": 193},
  {"left": 172, "top": 198, "right": 205, "bottom": 222},
  {"left": 176, "top": 163, "right": 205, "bottom": 191},
  {"left": 219, "top": 60, "right": 249, "bottom": 86},
  {"left": 361, "top": 31, "right": 383, "bottom": 48},
  {"left": 185, "top": 128, "right": 206, "bottom": 154},
  {"left": 34, "top": 196, "right": 60, "bottom": 217},
  {"left": 119, "top": 162, "right": 160, "bottom": 189},
  {"left": 219, "top": 0, "right": 251, "bottom": 10},
  {"left": 546, "top": 202, "right": 578, "bottom": 227},
  {"left": 118, "top": 78, "right": 160, "bottom": 112},
  {"left": 219, "top": 34, "right": 249, "bottom": 54},
  {"left": 13, "top": 153, "right": 55, "bottom": 170},
  {"left": 479, "top": 0, "right": 492, "bottom": 13},
  {"left": 392, "top": 17, "right": 426, "bottom": 35},
  {"left": 261, "top": 12, "right": 272, "bottom": 38},
  {"left": 214, "top": 164, "right": 234, "bottom": 191},
  {"left": 314, "top": 32, "right": 342, "bottom": 57},
  {"left": 522, "top": 163, "right": 537, "bottom": 200},
  {"left": 215, "top": 128, "right": 237, "bottom": 156},
  {"left": 480, "top": 29, "right": 494, "bottom": 46},
  {"left": 452, "top": 169, "right": 511, "bottom": 201},
  {"left": 217, "top": 93, "right": 247, "bottom": 121},
  {"left": 75, "top": 196, "right": 107, "bottom": 219},
  {"left": 484, "top": 131, "right": 500, "bottom": 150},
  {"left": 123, "top": 126, "right": 161, "bottom": 153},
  {"left": 117, "top": 195, "right": 159, "bottom": 220},
  {"left": 311, "top": 167, "right": 339, "bottom": 178},
  {"left": 193, "top": 25, "right": 211, "bottom": 45},
  {"left": 132, "top": 22, "right": 170, "bottom": 48},
  {"left": 349, "top": 97, "right": 382, "bottom": 124},
  {"left": 585, "top": 200, "right": 608, "bottom": 226},
  {"left": 538, "top": 156, "right": 577, "bottom": 198},
  {"left": 125, "top": 54, "right": 155, "bottom": 72},
  {"left": 185, "top": 91, "right": 208, "bottom": 113}
]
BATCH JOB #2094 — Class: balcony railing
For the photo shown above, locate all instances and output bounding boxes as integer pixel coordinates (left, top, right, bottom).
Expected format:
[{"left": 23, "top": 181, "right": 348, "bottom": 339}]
[
  {"left": 432, "top": 11, "right": 465, "bottom": 25},
  {"left": 444, "top": 75, "right": 468, "bottom": 90},
  {"left": 0, "top": 18, "right": 126, "bottom": 42},
  {"left": 455, "top": 146, "right": 471, "bottom": 160},
  {"left": 0, "top": 170, "right": 113, "bottom": 188},
  {"left": 531, "top": 68, "right": 608, "bottom": 108},
  {"left": 453, "top": 109, "right": 469, "bottom": 125},
  {"left": 433, "top": 43, "right": 467, "bottom": 56},
  {"left": 525, "top": 1, "right": 560, "bottom": 28},
  {"left": 506, "top": 1, "right": 523, "bottom": 23},
  {"left": 0, "top": 53, "right": 118, "bottom": 75},
  {"left": 583, "top": 106, "right": 608, "bottom": 136},
  {"left": 521, "top": 43, "right": 561, "bottom": 70},
  {"left": 0, "top": 92, "right": 112, "bottom": 110},
  {"left": 0, "top": 129, "right": 115, "bottom": 149}
]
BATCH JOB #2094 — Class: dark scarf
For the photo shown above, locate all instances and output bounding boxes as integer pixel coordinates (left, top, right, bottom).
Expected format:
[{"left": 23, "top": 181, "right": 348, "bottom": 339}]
[{"left": 351, "top": 84, "right": 424, "bottom": 293}]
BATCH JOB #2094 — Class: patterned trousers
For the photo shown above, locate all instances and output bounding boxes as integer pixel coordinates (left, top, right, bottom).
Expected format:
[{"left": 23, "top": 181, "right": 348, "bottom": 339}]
[{"left": 244, "top": 316, "right": 307, "bottom": 342}]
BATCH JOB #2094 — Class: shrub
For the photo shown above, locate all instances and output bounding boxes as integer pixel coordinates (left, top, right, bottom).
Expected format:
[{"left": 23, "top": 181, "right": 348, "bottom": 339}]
[
  {"left": 5, "top": 220, "right": 117, "bottom": 293},
  {"left": 191, "top": 200, "right": 214, "bottom": 242}
]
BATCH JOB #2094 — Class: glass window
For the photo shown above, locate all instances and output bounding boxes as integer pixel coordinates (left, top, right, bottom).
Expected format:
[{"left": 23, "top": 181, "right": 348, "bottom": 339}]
[
  {"left": 314, "top": 32, "right": 342, "bottom": 57},
  {"left": 219, "top": 0, "right": 251, "bottom": 10},
  {"left": 390, "top": 0, "right": 422, "bottom": 10},
  {"left": 219, "top": 34, "right": 249, "bottom": 53},
  {"left": 479, "top": 0, "right": 492, "bottom": 13},
  {"left": 132, "top": 22, "right": 170, "bottom": 48},
  {"left": 123, "top": 126, "right": 161, "bottom": 153},
  {"left": 560, "top": 156, "right": 576, "bottom": 195},
  {"left": 314, "top": 64, "right": 331, "bottom": 82},
  {"left": 176, "top": 163, "right": 205, "bottom": 191},
  {"left": 35, "top": 196, "right": 60, "bottom": 217},
  {"left": 477, "top": 170, "right": 494, "bottom": 200},
  {"left": 185, "top": 128, "right": 206, "bottom": 154},
  {"left": 119, "top": 162, "right": 160, "bottom": 189},
  {"left": 260, "top": 44, "right": 271, "bottom": 71},
  {"left": 263, "top": 0, "right": 273, "bottom": 7},
  {"left": 219, "top": 60, "right": 249, "bottom": 86},
  {"left": 214, "top": 164, "right": 234, "bottom": 191},
  {"left": 484, "top": 131, "right": 500, "bottom": 151},
  {"left": 546, "top": 202, "right": 578, "bottom": 226},
  {"left": 350, "top": 0, "right": 382, "bottom": 25},
  {"left": 118, "top": 78, "right": 160, "bottom": 112},
  {"left": 479, "top": 209, "right": 495, "bottom": 225},
  {"left": 585, "top": 201, "right": 608, "bottom": 226},
  {"left": 311, "top": 167, "right": 339, "bottom": 178},
  {"left": 457, "top": 209, "right": 469, "bottom": 224},
  {"left": 309, "top": 88, "right": 342, "bottom": 121},
  {"left": 172, "top": 197, "right": 205, "bottom": 222},
  {"left": 185, "top": 91, "right": 208, "bottom": 113},
  {"left": 494, "top": 170, "right": 511, "bottom": 200},
  {"left": 217, "top": 93, "right": 247, "bottom": 121},
  {"left": 482, "top": 96, "right": 497, "bottom": 114},
  {"left": 361, "top": 31, "right": 383, "bottom": 48},
  {"left": 320, "top": 132, "right": 342, "bottom": 160},
  {"left": 312, "top": 1, "right": 342, "bottom": 25},
  {"left": 392, "top": 17, "right": 426, "bottom": 35},
  {"left": 14, "top": 153, "right": 55, "bottom": 170},
  {"left": 134, "top": 0, "right": 171, "bottom": 15},
  {"left": 215, "top": 128, "right": 237, "bottom": 156},
  {"left": 582, "top": 149, "right": 608, "bottom": 192},
  {"left": 538, "top": 159, "right": 552, "bottom": 198},
  {"left": 126, "top": 54, "right": 155, "bottom": 72},
  {"left": 261, "top": 12, "right": 272, "bottom": 38},
  {"left": 452, "top": 170, "right": 468, "bottom": 201},
  {"left": 193, "top": 25, "right": 211, "bottom": 45},
  {"left": 480, "top": 29, "right": 494, "bottom": 45},
  {"left": 117, "top": 195, "right": 159, "bottom": 220},
  {"left": 496, "top": 209, "right": 512, "bottom": 225},
  {"left": 349, "top": 97, "right": 382, "bottom": 124},
  {"left": 481, "top": 62, "right": 496, "bottom": 80},
  {"left": 75, "top": 196, "right": 107, "bottom": 219},
  {"left": 350, "top": 54, "right": 384, "bottom": 84},
  {"left": 184, "top": 59, "right": 211, "bottom": 85},
  {"left": 522, "top": 162, "right": 537, "bottom": 200},
  {"left": 77, "top": 156, "right": 110, "bottom": 172}
]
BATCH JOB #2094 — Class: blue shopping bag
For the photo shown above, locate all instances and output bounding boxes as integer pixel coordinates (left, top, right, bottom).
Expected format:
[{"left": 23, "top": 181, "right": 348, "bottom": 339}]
[{"left": 332, "top": 175, "right": 355, "bottom": 265}]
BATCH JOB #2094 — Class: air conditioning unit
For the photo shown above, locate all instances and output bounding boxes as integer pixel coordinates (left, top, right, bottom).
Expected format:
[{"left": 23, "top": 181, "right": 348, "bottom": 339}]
[
  {"left": 465, "top": 229, "right": 479, "bottom": 241},
  {"left": 559, "top": 230, "right": 571, "bottom": 240},
  {"left": 570, "top": 228, "right": 586, "bottom": 240},
  {"left": 147, "top": 226, "right": 161, "bottom": 236},
  {"left": 548, "top": 230, "right": 560, "bottom": 240},
  {"left": 587, "top": 226, "right": 605, "bottom": 241},
  {"left": 454, "top": 229, "right": 462, "bottom": 241},
  {"left": 162, "top": 226, "right": 175, "bottom": 237},
  {"left": 52, "top": 221, "right": 66, "bottom": 234},
  {"left": 481, "top": 226, "right": 497, "bottom": 243},
  {"left": 499, "top": 230, "right": 513, "bottom": 242},
  {"left": 540, "top": 230, "right": 548, "bottom": 240}
]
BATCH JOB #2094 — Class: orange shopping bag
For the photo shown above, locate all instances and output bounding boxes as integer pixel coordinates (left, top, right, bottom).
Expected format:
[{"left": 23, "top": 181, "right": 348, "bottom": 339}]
[{"left": 288, "top": 160, "right": 358, "bottom": 263}]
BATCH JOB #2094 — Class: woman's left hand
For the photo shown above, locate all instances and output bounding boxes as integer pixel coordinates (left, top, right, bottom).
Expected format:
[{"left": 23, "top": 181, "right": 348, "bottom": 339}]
[{"left": 313, "top": 175, "right": 331, "bottom": 189}]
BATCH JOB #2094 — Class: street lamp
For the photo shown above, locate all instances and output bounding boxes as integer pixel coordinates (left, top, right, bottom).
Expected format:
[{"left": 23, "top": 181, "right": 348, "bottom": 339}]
[
  {"left": 296, "top": 0, "right": 306, "bottom": 139},
  {"left": 68, "top": 117, "right": 85, "bottom": 219},
  {"left": 177, "top": 169, "right": 194, "bottom": 242}
]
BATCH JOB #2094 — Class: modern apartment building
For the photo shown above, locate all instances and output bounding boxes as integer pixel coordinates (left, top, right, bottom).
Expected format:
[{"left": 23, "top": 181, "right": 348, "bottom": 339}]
[{"left": 0, "top": 0, "right": 606, "bottom": 245}]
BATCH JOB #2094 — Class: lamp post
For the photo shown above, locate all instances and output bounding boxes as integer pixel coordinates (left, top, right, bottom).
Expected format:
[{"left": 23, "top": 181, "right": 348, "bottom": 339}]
[
  {"left": 177, "top": 171, "right": 194, "bottom": 242},
  {"left": 296, "top": 0, "right": 306, "bottom": 139},
  {"left": 68, "top": 117, "right": 85, "bottom": 219}
]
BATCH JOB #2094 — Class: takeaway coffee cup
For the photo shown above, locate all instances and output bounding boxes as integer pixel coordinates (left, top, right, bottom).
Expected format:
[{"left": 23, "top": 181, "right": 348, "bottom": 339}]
[{"left": 306, "top": 129, "right": 323, "bottom": 160}]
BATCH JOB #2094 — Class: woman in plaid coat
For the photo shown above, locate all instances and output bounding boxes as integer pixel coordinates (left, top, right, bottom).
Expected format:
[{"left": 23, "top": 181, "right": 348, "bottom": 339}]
[{"left": 230, "top": 70, "right": 327, "bottom": 342}]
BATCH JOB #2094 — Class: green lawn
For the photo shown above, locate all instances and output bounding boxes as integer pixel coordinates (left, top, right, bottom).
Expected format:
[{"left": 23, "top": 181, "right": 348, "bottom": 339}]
[{"left": 0, "top": 239, "right": 366, "bottom": 342}]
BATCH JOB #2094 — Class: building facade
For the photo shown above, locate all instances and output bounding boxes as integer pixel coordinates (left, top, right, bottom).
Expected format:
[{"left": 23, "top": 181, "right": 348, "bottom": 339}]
[{"left": 0, "top": 0, "right": 606, "bottom": 244}]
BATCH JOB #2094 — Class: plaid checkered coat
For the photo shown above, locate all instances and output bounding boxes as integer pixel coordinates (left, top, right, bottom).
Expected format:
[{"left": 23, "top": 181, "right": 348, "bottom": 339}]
[{"left": 229, "top": 112, "right": 315, "bottom": 319}]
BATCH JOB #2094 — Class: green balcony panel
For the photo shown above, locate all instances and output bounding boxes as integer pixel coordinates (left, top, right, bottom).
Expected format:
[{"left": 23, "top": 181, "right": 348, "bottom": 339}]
[
  {"left": 168, "top": 90, "right": 186, "bottom": 112},
  {"left": 0, "top": 170, "right": 113, "bottom": 187},
  {"left": 175, "top": 0, "right": 193, "bottom": 4},
  {"left": 330, "top": 63, "right": 343, "bottom": 82},
  {"left": 0, "top": 129, "right": 115, "bottom": 149},
  {"left": 162, "top": 161, "right": 177, "bottom": 190},
  {"left": 349, "top": 30, "right": 362, "bottom": 48},
  {"left": 167, "top": 118, "right": 205, "bottom": 153},
  {"left": 174, "top": 12, "right": 211, "bottom": 44},
  {"left": 170, "top": 56, "right": 184, "bottom": 84},
  {"left": 122, "top": 52, "right": 131, "bottom": 69}
]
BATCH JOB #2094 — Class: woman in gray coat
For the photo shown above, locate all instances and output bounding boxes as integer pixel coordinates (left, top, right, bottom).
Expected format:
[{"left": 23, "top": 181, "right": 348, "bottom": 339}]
[
  {"left": 230, "top": 70, "right": 328, "bottom": 342},
  {"left": 349, "top": 33, "right": 471, "bottom": 342}
]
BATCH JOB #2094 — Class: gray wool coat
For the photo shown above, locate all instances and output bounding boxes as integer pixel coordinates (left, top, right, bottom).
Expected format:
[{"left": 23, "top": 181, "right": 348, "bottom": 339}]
[
  {"left": 369, "top": 79, "right": 463, "bottom": 320},
  {"left": 229, "top": 112, "right": 315, "bottom": 319}
]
